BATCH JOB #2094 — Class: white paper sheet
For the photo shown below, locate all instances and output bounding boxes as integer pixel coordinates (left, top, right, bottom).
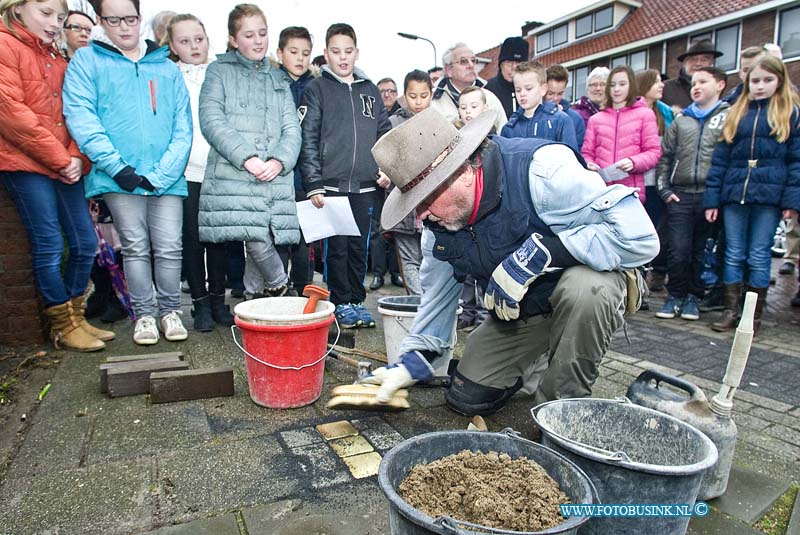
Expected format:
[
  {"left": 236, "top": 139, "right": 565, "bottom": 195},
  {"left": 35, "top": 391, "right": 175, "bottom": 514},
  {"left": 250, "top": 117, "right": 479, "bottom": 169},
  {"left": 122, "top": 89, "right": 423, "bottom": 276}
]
[
  {"left": 296, "top": 197, "right": 361, "bottom": 243},
  {"left": 598, "top": 163, "right": 629, "bottom": 183}
]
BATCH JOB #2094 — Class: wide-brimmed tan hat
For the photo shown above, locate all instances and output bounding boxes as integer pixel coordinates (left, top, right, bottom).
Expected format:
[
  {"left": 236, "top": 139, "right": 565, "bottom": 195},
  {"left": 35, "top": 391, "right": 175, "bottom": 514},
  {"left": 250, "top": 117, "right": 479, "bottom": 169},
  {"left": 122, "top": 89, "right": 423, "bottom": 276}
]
[
  {"left": 677, "top": 39, "right": 723, "bottom": 62},
  {"left": 374, "top": 107, "right": 495, "bottom": 230}
]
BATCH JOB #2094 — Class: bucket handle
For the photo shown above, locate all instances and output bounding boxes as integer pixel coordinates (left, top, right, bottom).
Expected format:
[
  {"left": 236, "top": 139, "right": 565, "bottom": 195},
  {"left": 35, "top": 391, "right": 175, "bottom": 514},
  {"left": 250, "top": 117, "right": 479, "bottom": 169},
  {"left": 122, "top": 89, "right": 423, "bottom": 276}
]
[
  {"left": 435, "top": 514, "right": 567, "bottom": 535},
  {"left": 531, "top": 397, "right": 633, "bottom": 464},
  {"left": 230, "top": 317, "right": 341, "bottom": 371}
]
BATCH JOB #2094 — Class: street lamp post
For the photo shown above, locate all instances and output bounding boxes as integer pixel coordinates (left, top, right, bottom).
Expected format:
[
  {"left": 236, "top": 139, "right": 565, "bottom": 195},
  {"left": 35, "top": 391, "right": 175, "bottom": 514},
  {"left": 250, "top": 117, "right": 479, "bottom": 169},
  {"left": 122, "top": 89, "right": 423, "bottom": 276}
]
[{"left": 397, "top": 32, "right": 438, "bottom": 69}]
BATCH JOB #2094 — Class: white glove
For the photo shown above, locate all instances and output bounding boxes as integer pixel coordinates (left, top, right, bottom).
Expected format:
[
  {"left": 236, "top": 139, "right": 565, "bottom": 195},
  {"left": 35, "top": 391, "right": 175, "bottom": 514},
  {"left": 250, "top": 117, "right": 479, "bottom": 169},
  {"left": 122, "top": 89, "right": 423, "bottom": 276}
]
[{"left": 359, "top": 351, "right": 433, "bottom": 403}]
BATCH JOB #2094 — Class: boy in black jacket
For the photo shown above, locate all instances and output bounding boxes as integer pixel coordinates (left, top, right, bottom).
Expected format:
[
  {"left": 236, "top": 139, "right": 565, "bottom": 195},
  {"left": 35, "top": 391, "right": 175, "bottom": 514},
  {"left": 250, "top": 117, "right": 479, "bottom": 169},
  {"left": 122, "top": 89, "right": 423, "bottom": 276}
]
[{"left": 299, "top": 23, "right": 391, "bottom": 328}]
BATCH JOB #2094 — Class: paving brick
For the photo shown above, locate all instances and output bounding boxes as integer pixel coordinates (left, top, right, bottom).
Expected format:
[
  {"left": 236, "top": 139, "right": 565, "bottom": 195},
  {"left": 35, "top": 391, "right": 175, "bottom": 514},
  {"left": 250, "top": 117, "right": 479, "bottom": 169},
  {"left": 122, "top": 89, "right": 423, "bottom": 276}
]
[
  {"left": 734, "top": 389, "right": 794, "bottom": 413},
  {"left": 732, "top": 412, "right": 771, "bottom": 431},
  {"left": 106, "top": 361, "right": 190, "bottom": 398},
  {"left": 351, "top": 417, "right": 405, "bottom": 452},
  {"left": 149, "top": 367, "right": 234, "bottom": 403},
  {"left": 604, "top": 360, "right": 646, "bottom": 376},
  {"left": 99, "top": 355, "right": 184, "bottom": 393},
  {"left": 279, "top": 427, "right": 326, "bottom": 449},
  {"left": 687, "top": 508, "right": 761, "bottom": 534},
  {"left": 738, "top": 429, "right": 800, "bottom": 461},
  {"left": 605, "top": 350, "right": 642, "bottom": 364},
  {"left": 145, "top": 514, "right": 240, "bottom": 534},
  {"left": 290, "top": 442, "right": 351, "bottom": 490},
  {"left": 105, "top": 351, "right": 184, "bottom": 364},
  {"left": 749, "top": 407, "right": 800, "bottom": 432},
  {"left": 764, "top": 424, "right": 800, "bottom": 445}
]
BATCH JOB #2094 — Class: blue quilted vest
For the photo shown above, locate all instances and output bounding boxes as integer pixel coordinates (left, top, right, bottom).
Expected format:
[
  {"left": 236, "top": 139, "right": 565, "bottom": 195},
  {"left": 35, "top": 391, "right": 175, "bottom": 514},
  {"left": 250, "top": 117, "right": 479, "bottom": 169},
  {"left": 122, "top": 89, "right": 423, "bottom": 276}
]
[{"left": 430, "top": 136, "right": 576, "bottom": 319}]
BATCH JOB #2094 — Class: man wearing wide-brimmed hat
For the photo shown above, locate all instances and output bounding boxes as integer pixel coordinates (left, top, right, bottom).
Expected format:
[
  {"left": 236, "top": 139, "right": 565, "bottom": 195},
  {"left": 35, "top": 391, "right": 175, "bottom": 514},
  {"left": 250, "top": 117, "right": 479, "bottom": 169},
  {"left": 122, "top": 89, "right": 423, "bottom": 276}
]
[
  {"left": 663, "top": 39, "right": 723, "bottom": 110},
  {"left": 360, "top": 108, "right": 659, "bottom": 415}
]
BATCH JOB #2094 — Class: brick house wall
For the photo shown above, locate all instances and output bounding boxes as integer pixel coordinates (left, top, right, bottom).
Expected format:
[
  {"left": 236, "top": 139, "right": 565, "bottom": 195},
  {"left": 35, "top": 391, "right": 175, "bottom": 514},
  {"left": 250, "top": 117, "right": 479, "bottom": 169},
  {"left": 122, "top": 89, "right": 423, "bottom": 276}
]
[{"left": 0, "top": 185, "right": 46, "bottom": 346}]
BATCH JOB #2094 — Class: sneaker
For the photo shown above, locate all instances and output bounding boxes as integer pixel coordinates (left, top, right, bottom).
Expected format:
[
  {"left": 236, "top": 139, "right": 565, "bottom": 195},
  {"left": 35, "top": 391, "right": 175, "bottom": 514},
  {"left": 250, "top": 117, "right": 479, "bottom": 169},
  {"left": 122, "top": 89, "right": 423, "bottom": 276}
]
[
  {"left": 352, "top": 303, "right": 375, "bottom": 328},
  {"left": 779, "top": 261, "right": 796, "bottom": 275},
  {"left": 160, "top": 311, "right": 188, "bottom": 341},
  {"left": 680, "top": 295, "right": 700, "bottom": 321},
  {"left": 133, "top": 315, "right": 159, "bottom": 345},
  {"left": 655, "top": 295, "right": 681, "bottom": 319},
  {"left": 335, "top": 304, "right": 362, "bottom": 329}
]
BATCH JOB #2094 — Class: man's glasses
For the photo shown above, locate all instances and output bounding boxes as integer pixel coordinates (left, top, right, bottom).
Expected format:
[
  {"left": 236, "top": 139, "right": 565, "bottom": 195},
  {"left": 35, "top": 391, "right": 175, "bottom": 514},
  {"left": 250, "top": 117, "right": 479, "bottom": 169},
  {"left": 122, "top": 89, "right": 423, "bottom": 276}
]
[
  {"left": 64, "top": 24, "right": 92, "bottom": 34},
  {"left": 588, "top": 82, "right": 606, "bottom": 88},
  {"left": 100, "top": 15, "right": 140, "bottom": 27},
  {"left": 452, "top": 56, "right": 477, "bottom": 67},
  {"left": 380, "top": 89, "right": 398, "bottom": 95}
]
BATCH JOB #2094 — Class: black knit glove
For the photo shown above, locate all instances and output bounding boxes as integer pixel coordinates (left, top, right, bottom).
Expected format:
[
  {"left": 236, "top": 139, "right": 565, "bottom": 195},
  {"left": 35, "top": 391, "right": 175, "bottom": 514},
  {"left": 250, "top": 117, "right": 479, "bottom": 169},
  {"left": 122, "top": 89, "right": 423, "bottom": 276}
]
[{"left": 113, "top": 166, "right": 155, "bottom": 192}]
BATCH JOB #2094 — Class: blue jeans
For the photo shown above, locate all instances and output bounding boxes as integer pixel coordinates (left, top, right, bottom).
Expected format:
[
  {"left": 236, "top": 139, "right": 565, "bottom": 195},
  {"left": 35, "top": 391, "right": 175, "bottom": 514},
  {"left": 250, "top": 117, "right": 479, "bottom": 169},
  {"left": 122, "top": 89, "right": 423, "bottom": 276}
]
[
  {"left": 2, "top": 172, "right": 97, "bottom": 307},
  {"left": 103, "top": 193, "right": 183, "bottom": 319},
  {"left": 722, "top": 203, "right": 782, "bottom": 288}
]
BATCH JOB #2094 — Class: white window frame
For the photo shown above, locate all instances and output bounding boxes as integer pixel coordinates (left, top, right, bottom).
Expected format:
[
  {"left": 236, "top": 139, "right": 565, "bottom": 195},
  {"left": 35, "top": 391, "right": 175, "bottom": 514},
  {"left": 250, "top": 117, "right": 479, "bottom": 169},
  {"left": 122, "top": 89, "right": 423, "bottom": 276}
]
[
  {"left": 576, "top": 14, "right": 593, "bottom": 39},
  {"left": 537, "top": 31, "right": 551, "bottom": 53},
  {"left": 552, "top": 24, "right": 568, "bottom": 47},
  {"left": 594, "top": 6, "right": 614, "bottom": 32}
]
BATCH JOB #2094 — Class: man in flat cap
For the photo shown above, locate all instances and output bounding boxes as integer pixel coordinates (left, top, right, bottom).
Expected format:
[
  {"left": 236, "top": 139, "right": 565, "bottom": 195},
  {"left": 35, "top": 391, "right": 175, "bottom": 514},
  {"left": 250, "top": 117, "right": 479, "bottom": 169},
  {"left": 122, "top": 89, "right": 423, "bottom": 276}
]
[
  {"left": 361, "top": 108, "right": 658, "bottom": 415},
  {"left": 663, "top": 39, "right": 723, "bottom": 110}
]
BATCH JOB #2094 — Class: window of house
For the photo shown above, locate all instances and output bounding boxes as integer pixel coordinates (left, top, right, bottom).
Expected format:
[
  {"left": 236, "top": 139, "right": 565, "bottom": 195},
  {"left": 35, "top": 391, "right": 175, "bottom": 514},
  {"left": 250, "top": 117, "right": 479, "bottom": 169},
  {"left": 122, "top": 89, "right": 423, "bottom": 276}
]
[
  {"left": 572, "top": 66, "right": 590, "bottom": 101},
  {"left": 611, "top": 56, "right": 627, "bottom": 68},
  {"left": 552, "top": 24, "right": 568, "bottom": 47},
  {"left": 537, "top": 31, "right": 551, "bottom": 52},
  {"left": 595, "top": 6, "right": 613, "bottom": 31},
  {"left": 714, "top": 25, "right": 739, "bottom": 71},
  {"left": 630, "top": 50, "right": 648, "bottom": 71},
  {"left": 690, "top": 32, "right": 712, "bottom": 44},
  {"left": 779, "top": 6, "right": 800, "bottom": 59},
  {"left": 576, "top": 14, "right": 593, "bottom": 38}
]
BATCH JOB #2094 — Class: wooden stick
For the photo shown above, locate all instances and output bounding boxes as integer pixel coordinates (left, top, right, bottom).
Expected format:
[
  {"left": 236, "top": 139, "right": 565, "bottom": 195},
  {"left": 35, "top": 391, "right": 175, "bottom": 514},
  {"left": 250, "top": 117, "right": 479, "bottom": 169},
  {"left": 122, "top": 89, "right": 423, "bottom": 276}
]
[{"left": 328, "top": 344, "right": 389, "bottom": 364}]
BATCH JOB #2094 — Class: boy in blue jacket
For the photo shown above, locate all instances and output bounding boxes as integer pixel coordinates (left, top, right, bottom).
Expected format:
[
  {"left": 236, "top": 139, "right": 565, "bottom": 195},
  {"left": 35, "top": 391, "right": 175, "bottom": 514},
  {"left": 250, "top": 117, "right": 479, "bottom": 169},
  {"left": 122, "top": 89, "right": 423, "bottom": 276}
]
[
  {"left": 299, "top": 23, "right": 391, "bottom": 328},
  {"left": 546, "top": 64, "right": 586, "bottom": 149},
  {"left": 501, "top": 62, "right": 577, "bottom": 151}
]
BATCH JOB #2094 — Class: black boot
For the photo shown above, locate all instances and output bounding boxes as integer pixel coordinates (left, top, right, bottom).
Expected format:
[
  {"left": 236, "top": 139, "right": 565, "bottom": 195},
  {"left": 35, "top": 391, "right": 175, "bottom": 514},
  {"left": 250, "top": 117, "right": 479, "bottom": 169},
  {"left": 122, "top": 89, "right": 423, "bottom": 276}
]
[
  {"left": 210, "top": 293, "right": 235, "bottom": 326},
  {"left": 100, "top": 296, "right": 129, "bottom": 323},
  {"left": 191, "top": 295, "right": 215, "bottom": 332},
  {"left": 85, "top": 290, "right": 108, "bottom": 319}
]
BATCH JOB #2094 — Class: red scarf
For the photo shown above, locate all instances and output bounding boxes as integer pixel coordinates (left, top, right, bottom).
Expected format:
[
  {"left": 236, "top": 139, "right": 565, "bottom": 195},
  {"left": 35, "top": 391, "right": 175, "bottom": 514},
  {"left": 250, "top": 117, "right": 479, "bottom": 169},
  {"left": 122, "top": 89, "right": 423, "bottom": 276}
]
[{"left": 467, "top": 165, "right": 484, "bottom": 225}]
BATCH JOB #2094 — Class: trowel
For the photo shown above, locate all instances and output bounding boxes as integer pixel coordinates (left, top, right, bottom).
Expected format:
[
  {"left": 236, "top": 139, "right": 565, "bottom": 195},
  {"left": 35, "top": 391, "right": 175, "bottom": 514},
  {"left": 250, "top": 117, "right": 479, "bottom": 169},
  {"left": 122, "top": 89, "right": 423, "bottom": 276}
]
[{"left": 626, "top": 291, "right": 757, "bottom": 500}]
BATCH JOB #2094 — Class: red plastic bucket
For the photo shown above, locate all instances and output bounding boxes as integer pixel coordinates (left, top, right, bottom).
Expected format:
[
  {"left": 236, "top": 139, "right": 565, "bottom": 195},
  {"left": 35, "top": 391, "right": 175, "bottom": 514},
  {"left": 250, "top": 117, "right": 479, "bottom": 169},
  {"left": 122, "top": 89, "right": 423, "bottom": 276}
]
[{"left": 232, "top": 297, "right": 335, "bottom": 408}]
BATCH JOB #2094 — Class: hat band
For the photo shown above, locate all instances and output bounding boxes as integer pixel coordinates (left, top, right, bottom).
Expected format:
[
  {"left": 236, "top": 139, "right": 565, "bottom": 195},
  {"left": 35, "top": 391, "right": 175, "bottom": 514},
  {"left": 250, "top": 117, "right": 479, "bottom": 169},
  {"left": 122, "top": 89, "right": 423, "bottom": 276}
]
[{"left": 400, "top": 135, "right": 461, "bottom": 194}]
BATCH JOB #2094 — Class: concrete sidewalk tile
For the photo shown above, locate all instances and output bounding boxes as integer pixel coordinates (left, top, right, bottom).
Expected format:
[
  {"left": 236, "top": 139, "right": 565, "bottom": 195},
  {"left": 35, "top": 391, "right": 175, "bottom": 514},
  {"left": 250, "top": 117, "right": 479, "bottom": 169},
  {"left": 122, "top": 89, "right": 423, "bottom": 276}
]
[
  {"left": 605, "top": 350, "right": 643, "bottom": 364},
  {"left": 604, "top": 360, "right": 647, "bottom": 376},
  {"left": 732, "top": 412, "right": 771, "bottom": 431},
  {"left": 202, "top": 394, "right": 317, "bottom": 439},
  {"left": 107, "top": 360, "right": 190, "bottom": 398},
  {"left": 280, "top": 427, "right": 326, "bottom": 448},
  {"left": 85, "top": 402, "right": 211, "bottom": 464},
  {"left": 0, "top": 458, "right": 155, "bottom": 535},
  {"left": 5, "top": 410, "right": 90, "bottom": 479},
  {"left": 144, "top": 513, "right": 240, "bottom": 534},
  {"left": 352, "top": 417, "right": 405, "bottom": 452},
  {"left": 242, "top": 494, "right": 381, "bottom": 535},
  {"left": 149, "top": 367, "right": 234, "bottom": 404},
  {"left": 290, "top": 442, "right": 351, "bottom": 489},
  {"left": 687, "top": 508, "right": 761, "bottom": 534},
  {"left": 159, "top": 434, "right": 298, "bottom": 513},
  {"left": 710, "top": 465, "right": 792, "bottom": 523}
]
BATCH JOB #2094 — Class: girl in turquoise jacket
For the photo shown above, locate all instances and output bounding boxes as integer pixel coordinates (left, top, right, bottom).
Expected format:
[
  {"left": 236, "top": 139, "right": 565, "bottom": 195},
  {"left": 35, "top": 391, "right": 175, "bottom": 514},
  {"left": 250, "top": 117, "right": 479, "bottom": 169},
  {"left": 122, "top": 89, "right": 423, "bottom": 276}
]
[{"left": 63, "top": 0, "right": 192, "bottom": 346}]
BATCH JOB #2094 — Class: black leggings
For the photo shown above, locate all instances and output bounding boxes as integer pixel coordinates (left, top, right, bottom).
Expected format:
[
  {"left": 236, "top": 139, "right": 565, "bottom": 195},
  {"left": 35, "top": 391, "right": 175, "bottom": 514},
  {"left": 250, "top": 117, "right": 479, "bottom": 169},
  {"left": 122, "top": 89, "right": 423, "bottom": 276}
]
[{"left": 183, "top": 181, "right": 228, "bottom": 299}]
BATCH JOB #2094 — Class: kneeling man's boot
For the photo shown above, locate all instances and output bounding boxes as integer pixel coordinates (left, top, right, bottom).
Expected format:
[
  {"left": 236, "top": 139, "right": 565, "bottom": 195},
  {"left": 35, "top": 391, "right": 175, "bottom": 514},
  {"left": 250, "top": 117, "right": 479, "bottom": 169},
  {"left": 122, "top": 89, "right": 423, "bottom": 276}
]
[
  {"left": 445, "top": 369, "right": 522, "bottom": 416},
  {"left": 711, "top": 283, "right": 742, "bottom": 332}
]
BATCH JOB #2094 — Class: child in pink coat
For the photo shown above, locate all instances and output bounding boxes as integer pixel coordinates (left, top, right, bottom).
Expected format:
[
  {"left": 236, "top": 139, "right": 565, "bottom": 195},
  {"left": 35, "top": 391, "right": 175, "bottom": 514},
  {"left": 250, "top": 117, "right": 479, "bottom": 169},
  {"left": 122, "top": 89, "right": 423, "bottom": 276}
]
[{"left": 582, "top": 65, "right": 662, "bottom": 203}]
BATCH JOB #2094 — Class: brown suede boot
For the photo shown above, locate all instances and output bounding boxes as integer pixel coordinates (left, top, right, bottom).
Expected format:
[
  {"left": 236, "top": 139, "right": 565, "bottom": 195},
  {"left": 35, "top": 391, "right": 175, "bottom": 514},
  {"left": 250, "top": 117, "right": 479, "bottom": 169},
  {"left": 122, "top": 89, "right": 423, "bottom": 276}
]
[
  {"left": 745, "top": 286, "right": 768, "bottom": 332},
  {"left": 45, "top": 302, "right": 105, "bottom": 352},
  {"left": 70, "top": 296, "right": 115, "bottom": 341},
  {"left": 711, "top": 283, "right": 742, "bottom": 332}
]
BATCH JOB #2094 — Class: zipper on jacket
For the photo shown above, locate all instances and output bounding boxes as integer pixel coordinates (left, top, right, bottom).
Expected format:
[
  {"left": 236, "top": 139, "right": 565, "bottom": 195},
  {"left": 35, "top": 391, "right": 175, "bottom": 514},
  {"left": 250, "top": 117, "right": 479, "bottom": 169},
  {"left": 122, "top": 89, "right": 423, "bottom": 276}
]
[
  {"left": 348, "top": 84, "right": 357, "bottom": 186},
  {"left": 692, "top": 117, "right": 707, "bottom": 189},
  {"left": 613, "top": 109, "right": 620, "bottom": 164},
  {"left": 740, "top": 102, "right": 760, "bottom": 204}
]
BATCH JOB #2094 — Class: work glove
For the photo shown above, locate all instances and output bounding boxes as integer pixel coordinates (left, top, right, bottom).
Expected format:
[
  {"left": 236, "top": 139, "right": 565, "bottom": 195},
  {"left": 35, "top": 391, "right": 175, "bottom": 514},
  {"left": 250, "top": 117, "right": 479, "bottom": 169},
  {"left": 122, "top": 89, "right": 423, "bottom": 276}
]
[
  {"left": 359, "top": 351, "right": 433, "bottom": 403},
  {"left": 484, "top": 233, "right": 552, "bottom": 321},
  {"left": 113, "top": 165, "right": 155, "bottom": 192}
]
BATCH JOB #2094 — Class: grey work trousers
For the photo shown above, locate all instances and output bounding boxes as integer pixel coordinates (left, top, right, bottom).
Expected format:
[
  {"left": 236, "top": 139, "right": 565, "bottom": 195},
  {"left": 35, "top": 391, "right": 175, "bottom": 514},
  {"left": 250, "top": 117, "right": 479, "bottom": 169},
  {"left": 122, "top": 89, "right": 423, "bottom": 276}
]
[{"left": 457, "top": 265, "right": 627, "bottom": 406}]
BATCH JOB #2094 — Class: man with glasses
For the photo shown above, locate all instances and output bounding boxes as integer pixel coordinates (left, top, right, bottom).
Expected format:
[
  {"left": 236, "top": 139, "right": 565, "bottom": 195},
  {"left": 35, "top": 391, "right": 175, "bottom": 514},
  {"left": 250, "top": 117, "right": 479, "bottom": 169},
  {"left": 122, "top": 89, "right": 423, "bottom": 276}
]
[
  {"left": 377, "top": 78, "right": 401, "bottom": 116},
  {"left": 62, "top": 10, "right": 94, "bottom": 59},
  {"left": 430, "top": 42, "right": 506, "bottom": 132}
]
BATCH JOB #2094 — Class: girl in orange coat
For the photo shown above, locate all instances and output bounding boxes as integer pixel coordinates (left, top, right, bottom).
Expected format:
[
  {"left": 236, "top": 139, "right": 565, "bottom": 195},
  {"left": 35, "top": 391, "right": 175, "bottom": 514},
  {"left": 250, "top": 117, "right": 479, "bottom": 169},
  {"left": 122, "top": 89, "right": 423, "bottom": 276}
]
[{"left": 0, "top": 0, "right": 113, "bottom": 351}]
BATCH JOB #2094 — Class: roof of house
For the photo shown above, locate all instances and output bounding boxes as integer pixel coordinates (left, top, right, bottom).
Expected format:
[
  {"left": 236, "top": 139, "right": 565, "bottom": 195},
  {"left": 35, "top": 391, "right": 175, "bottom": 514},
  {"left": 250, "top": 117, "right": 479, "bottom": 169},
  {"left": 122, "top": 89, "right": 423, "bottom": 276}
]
[{"left": 478, "top": 0, "right": 769, "bottom": 79}]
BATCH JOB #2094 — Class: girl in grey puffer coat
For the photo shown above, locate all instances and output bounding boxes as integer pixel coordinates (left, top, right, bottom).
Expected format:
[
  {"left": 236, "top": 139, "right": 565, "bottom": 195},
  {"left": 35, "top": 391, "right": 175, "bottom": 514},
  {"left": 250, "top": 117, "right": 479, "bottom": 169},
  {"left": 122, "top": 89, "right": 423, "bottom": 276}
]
[{"left": 198, "top": 5, "right": 301, "bottom": 295}]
